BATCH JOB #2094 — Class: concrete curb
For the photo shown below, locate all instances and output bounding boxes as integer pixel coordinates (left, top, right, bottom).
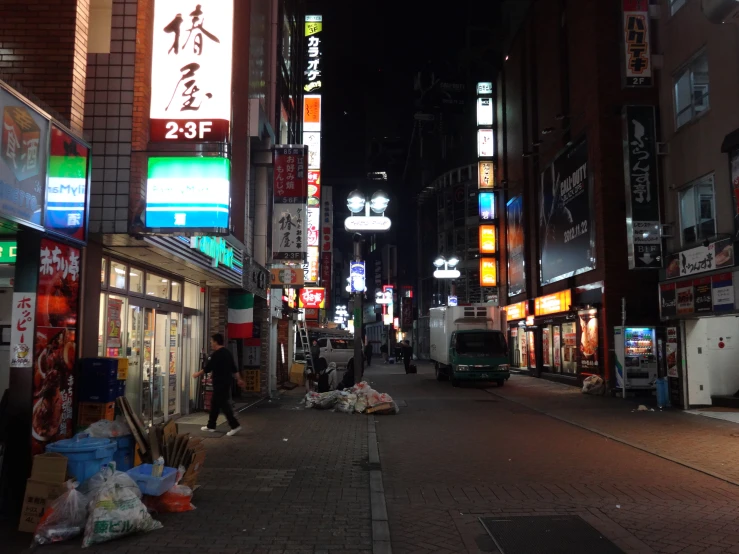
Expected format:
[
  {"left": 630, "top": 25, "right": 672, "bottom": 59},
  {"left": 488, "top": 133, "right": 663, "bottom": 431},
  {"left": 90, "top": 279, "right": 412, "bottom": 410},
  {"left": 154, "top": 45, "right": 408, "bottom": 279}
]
[
  {"left": 486, "top": 388, "right": 739, "bottom": 489},
  {"left": 368, "top": 415, "right": 392, "bottom": 554}
]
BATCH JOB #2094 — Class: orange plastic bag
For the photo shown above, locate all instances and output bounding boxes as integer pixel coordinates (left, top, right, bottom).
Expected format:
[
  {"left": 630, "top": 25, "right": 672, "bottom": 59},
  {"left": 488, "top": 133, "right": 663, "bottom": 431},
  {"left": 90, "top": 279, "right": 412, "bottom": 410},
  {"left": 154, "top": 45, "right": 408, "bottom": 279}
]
[{"left": 143, "top": 485, "right": 195, "bottom": 513}]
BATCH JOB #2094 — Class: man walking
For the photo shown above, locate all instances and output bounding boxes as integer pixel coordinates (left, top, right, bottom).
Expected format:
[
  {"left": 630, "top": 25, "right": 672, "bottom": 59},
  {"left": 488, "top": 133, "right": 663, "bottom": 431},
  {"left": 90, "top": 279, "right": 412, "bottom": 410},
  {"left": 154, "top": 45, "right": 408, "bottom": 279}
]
[
  {"left": 193, "top": 333, "right": 244, "bottom": 436},
  {"left": 402, "top": 339, "right": 413, "bottom": 373},
  {"left": 364, "top": 341, "right": 373, "bottom": 367},
  {"left": 380, "top": 343, "right": 389, "bottom": 364}
]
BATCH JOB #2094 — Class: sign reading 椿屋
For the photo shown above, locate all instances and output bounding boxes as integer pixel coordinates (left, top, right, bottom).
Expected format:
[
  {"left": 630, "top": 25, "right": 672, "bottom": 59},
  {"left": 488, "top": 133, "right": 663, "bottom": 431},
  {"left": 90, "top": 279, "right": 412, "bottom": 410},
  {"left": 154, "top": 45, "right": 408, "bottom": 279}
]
[{"left": 149, "top": 0, "right": 234, "bottom": 143}]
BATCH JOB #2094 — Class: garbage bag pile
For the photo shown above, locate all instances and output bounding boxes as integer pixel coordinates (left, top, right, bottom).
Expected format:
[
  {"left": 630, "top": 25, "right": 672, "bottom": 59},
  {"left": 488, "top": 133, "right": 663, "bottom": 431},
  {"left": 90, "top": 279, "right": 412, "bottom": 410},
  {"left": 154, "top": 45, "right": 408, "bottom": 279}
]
[
  {"left": 31, "top": 461, "right": 199, "bottom": 548},
  {"left": 305, "top": 381, "right": 399, "bottom": 415}
]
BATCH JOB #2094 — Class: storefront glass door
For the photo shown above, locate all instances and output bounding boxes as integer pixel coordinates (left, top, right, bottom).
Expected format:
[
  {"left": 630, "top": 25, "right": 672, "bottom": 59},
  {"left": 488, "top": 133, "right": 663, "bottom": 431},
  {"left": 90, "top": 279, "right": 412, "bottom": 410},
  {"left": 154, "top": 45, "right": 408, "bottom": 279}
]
[
  {"left": 182, "top": 314, "right": 202, "bottom": 413},
  {"left": 126, "top": 304, "right": 143, "bottom": 413},
  {"left": 167, "top": 313, "right": 181, "bottom": 416}
]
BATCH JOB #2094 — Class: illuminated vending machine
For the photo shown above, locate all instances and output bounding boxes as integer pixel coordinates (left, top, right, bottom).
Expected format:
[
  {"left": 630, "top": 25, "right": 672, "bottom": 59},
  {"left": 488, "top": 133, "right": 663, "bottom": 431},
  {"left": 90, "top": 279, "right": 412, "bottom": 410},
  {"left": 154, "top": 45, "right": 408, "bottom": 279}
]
[{"left": 614, "top": 327, "right": 659, "bottom": 390}]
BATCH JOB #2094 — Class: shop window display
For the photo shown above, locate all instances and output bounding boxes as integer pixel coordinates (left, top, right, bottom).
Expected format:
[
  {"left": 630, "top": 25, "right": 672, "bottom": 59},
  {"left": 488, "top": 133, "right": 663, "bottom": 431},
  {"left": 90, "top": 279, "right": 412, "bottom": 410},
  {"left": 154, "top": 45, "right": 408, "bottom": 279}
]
[
  {"left": 109, "top": 261, "right": 126, "bottom": 290},
  {"left": 146, "top": 273, "right": 169, "bottom": 299},
  {"left": 129, "top": 268, "right": 143, "bottom": 294},
  {"left": 561, "top": 322, "right": 577, "bottom": 373}
]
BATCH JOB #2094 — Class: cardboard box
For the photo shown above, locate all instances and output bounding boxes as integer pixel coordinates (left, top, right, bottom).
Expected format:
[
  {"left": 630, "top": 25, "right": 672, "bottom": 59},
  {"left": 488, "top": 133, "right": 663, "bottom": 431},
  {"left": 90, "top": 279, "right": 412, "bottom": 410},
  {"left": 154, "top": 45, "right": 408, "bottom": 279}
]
[
  {"left": 289, "top": 362, "right": 306, "bottom": 387},
  {"left": 19, "top": 453, "right": 68, "bottom": 533}
]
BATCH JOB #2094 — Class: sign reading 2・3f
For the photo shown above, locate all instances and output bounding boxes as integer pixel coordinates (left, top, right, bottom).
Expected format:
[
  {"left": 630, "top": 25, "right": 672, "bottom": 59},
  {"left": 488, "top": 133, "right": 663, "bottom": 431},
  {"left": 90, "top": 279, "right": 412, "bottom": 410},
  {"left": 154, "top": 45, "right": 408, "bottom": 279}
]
[{"left": 149, "top": 0, "right": 234, "bottom": 143}]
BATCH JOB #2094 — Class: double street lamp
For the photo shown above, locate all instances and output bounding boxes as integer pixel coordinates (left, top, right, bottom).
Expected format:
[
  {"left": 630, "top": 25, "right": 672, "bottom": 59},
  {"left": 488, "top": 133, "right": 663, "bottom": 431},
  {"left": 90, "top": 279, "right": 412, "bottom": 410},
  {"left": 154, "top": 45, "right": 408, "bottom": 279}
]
[
  {"left": 433, "top": 255, "right": 460, "bottom": 306},
  {"left": 346, "top": 190, "right": 392, "bottom": 383}
]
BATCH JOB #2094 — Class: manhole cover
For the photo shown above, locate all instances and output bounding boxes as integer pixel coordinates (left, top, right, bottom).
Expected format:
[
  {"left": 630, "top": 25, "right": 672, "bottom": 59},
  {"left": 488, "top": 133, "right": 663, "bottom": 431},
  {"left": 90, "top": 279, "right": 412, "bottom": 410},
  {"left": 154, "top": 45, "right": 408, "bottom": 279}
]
[{"left": 479, "top": 516, "right": 623, "bottom": 554}]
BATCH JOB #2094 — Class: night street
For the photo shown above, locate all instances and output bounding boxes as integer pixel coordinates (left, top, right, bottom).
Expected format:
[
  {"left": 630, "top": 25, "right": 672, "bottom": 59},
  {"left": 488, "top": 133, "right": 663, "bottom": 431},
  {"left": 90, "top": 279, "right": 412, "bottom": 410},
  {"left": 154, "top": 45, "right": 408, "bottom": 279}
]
[{"left": 7, "top": 365, "right": 739, "bottom": 553}]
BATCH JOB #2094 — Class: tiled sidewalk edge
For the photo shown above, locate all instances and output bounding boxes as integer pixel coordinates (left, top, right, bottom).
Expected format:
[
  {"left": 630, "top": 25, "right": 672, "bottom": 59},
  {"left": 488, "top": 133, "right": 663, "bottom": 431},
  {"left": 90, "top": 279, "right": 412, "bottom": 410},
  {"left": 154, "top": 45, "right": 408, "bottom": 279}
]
[
  {"left": 486, "top": 388, "right": 739, "bottom": 489},
  {"left": 368, "top": 415, "right": 392, "bottom": 554}
]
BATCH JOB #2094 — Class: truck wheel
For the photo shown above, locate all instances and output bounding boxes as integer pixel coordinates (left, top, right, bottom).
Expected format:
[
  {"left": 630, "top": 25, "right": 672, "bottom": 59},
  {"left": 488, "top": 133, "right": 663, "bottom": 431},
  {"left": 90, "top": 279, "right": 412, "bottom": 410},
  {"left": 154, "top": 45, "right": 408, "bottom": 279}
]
[
  {"left": 451, "top": 378, "right": 461, "bottom": 387},
  {"left": 435, "top": 363, "right": 447, "bottom": 381},
  {"left": 497, "top": 379, "right": 505, "bottom": 387}
]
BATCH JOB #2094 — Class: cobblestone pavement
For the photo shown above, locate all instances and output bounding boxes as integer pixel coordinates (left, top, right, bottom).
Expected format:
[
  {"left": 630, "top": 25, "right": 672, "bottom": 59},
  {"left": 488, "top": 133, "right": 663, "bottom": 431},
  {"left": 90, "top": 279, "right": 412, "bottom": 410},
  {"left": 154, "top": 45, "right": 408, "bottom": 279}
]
[
  {"left": 368, "top": 363, "right": 739, "bottom": 554},
  {"left": 3, "top": 390, "right": 372, "bottom": 554}
]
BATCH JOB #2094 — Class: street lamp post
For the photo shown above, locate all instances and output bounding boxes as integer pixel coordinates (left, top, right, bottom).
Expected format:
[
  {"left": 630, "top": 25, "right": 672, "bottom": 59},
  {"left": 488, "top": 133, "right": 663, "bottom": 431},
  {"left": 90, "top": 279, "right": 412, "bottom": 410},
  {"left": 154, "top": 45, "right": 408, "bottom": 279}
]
[
  {"left": 345, "top": 189, "right": 391, "bottom": 384},
  {"left": 433, "top": 256, "right": 460, "bottom": 305}
]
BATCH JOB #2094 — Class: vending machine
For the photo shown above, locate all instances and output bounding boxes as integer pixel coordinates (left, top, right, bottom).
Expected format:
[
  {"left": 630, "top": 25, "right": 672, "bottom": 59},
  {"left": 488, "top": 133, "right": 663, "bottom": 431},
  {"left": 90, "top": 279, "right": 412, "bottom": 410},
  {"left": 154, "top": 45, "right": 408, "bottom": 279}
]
[{"left": 614, "top": 327, "right": 659, "bottom": 389}]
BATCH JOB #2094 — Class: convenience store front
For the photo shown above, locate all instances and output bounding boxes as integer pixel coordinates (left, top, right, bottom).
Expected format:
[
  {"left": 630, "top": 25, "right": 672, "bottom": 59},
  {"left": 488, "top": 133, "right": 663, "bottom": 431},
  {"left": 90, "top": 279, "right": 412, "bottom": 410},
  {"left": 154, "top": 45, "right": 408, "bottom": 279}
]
[{"left": 97, "top": 235, "right": 245, "bottom": 424}]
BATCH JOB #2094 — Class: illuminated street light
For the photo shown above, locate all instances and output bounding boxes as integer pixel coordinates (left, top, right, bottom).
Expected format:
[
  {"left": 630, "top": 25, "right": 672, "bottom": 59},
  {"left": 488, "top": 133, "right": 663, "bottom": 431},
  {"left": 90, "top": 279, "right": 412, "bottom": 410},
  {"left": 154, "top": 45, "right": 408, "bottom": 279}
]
[
  {"left": 433, "top": 255, "right": 461, "bottom": 279},
  {"left": 370, "top": 190, "right": 390, "bottom": 214},
  {"left": 347, "top": 190, "right": 366, "bottom": 214}
]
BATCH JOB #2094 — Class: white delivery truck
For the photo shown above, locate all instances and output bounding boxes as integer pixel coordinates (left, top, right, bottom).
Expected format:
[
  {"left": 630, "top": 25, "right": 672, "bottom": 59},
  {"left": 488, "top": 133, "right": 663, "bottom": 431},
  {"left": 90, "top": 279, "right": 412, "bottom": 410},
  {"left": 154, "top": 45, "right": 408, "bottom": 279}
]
[{"left": 430, "top": 305, "right": 509, "bottom": 387}]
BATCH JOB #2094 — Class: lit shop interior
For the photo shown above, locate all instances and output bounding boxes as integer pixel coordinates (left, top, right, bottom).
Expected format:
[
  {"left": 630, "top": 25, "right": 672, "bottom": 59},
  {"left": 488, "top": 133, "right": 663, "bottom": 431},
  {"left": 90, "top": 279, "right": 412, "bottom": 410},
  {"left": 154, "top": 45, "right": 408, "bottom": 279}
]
[{"left": 97, "top": 256, "right": 204, "bottom": 424}]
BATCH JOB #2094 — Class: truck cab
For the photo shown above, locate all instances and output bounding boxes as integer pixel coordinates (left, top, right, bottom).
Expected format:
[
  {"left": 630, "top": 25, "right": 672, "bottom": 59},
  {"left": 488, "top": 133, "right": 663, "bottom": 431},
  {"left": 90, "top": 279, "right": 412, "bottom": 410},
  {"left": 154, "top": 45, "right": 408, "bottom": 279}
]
[{"left": 440, "top": 329, "right": 510, "bottom": 386}]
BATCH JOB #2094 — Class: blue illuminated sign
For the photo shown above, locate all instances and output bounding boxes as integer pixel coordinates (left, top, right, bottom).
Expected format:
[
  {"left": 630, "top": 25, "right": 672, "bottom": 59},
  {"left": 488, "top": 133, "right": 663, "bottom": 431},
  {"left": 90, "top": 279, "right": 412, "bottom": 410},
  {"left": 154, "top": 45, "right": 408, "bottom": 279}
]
[
  {"left": 350, "top": 261, "right": 365, "bottom": 293},
  {"left": 479, "top": 192, "right": 496, "bottom": 221}
]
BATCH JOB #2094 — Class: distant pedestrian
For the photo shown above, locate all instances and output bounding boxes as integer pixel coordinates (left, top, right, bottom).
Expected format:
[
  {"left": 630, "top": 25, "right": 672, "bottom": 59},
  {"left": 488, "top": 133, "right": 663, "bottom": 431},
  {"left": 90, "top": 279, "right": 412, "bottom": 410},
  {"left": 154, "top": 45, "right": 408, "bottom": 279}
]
[
  {"left": 364, "top": 342, "right": 373, "bottom": 367},
  {"left": 193, "top": 333, "right": 244, "bottom": 436},
  {"left": 380, "top": 343, "right": 389, "bottom": 364},
  {"left": 401, "top": 340, "right": 413, "bottom": 373}
]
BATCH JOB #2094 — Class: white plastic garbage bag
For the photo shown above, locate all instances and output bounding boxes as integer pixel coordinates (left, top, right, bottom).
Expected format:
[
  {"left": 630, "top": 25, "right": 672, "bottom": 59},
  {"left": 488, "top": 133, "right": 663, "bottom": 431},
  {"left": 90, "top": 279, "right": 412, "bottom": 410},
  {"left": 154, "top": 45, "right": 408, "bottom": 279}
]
[
  {"left": 82, "top": 466, "right": 161, "bottom": 547},
  {"left": 33, "top": 480, "right": 87, "bottom": 546},
  {"left": 582, "top": 375, "right": 605, "bottom": 396}
]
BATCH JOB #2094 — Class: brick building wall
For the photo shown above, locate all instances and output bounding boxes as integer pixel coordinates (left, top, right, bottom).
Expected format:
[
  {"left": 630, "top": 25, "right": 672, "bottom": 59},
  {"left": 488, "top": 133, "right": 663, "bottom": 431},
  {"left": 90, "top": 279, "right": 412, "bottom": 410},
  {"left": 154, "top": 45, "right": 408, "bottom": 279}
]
[
  {"left": 499, "top": 0, "right": 662, "bottom": 381},
  {"left": 0, "top": 0, "right": 90, "bottom": 134}
]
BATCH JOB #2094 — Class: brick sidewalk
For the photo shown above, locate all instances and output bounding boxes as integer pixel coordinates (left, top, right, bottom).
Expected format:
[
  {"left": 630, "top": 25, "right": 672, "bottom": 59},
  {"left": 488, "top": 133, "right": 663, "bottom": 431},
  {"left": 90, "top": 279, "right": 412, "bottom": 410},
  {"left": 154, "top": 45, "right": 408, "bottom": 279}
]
[
  {"left": 368, "top": 364, "right": 739, "bottom": 554},
  {"left": 487, "top": 374, "right": 739, "bottom": 486},
  {"left": 3, "top": 390, "right": 373, "bottom": 554}
]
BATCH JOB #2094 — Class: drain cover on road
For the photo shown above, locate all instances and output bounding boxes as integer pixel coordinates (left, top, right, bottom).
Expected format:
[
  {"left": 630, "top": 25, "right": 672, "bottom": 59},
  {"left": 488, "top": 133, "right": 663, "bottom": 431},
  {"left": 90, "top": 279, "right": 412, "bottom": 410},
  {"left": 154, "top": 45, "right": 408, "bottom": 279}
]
[{"left": 479, "top": 516, "right": 623, "bottom": 554}]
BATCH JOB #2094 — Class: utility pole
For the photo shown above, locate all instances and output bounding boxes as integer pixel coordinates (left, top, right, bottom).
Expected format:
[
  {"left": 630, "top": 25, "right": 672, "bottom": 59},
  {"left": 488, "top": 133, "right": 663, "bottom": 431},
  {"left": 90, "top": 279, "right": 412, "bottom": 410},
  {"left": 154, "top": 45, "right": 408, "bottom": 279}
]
[{"left": 353, "top": 233, "right": 364, "bottom": 385}]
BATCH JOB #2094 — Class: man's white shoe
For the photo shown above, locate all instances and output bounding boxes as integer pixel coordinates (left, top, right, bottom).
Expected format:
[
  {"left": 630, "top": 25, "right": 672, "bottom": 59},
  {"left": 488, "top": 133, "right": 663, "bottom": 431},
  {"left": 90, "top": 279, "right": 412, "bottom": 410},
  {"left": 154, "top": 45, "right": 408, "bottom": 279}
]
[
  {"left": 226, "top": 426, "right": 242, "bottom": 437},
  {"left": 201, "top": 426, "right": 215, "bottom": 432}
]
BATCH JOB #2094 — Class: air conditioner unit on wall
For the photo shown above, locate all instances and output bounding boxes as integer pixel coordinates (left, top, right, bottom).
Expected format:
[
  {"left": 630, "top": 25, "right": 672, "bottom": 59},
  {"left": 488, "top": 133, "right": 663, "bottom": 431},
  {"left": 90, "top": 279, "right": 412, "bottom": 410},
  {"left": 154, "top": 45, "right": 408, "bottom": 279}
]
[{"left": 661, "top": 224, "right": 675, "bottom": 238}]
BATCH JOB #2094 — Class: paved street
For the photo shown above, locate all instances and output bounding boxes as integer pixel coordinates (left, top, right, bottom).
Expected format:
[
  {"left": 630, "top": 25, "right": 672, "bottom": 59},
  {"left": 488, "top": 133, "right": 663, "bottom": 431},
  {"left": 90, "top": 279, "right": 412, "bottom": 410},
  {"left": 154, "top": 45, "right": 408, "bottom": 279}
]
[
  {"left": 370, "top": 362, "right": 739, "bottom": 554},
  {"left": 6, "top": 362, "right": 739, "bottom": 553}
]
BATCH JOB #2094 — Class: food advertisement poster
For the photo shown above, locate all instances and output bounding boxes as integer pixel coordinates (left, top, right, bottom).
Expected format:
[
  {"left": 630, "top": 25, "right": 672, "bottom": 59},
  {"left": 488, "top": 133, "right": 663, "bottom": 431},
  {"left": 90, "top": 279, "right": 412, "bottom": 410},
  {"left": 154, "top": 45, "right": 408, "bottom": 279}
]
[
  {"left": 32, "top": 238, "right": 80, "bottom": 455},
  {"left": 0, "top": 86, "right": 49, "bottom": 227},
  {"left": 539, "top": 138, "right": 594, "bottom": 285},
  {"left": 665, "top": 238, "right": 734, "bottom": 279},
  {"left": 666, "top": 327, "right": 678, "bottom": 378},
  {"left": 10, "top": 292, "right": 36, "bottom": 368},
  {"left": 578, "top": 310, "right": 599, "bottom": 369},
  {"left": 106, "top": 297, "right": 123, "bottom": 349},
  {"left": 542, "top": 327, "right": 551, "bottom": 366},
  {"left": 553, "top": 326, "right": 561, "bottom": 369}
]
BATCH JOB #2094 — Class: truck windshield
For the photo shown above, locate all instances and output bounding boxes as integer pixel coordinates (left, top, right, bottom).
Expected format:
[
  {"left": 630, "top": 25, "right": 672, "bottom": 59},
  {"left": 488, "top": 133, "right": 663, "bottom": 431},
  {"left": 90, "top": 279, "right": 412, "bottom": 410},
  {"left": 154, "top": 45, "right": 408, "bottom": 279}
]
[{"left": 456, "top": 332, "right": 506, "bottom": 356}]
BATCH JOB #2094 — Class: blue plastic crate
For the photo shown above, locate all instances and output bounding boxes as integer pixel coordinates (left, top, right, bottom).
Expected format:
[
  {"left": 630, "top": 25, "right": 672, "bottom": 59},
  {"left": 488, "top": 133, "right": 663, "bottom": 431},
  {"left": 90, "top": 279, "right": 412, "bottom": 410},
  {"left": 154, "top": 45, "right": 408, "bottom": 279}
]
[
  {"left": 79, "top": 383, "right": 118, "bottom": 403},
  {"left": 126, "top": 464, "right": 177, "bottom": 496},
  {"left": 79, "top": 358, "right": 120, "bottom": 402}
]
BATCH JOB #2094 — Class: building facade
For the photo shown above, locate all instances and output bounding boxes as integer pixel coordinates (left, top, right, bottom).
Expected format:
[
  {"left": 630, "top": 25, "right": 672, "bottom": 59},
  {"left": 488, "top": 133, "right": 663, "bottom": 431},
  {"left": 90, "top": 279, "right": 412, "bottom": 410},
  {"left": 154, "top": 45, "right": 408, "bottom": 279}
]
[
  {"left": 0, "top": 0, "right": 305, "bottom": 516},
  {"left": 655, "top": 0, "right": 739, "bottom": 408},
  {"left": 496, "top": 0, "right": 662, "bottom": 389}
]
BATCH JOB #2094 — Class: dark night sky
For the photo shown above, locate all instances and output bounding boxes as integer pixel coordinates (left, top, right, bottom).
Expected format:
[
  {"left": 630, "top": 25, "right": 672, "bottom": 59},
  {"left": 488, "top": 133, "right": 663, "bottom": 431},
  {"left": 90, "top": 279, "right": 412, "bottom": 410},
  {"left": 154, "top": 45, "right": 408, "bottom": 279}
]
[{"left": 308, "top": 0, "right": 472, "bottom": 181}]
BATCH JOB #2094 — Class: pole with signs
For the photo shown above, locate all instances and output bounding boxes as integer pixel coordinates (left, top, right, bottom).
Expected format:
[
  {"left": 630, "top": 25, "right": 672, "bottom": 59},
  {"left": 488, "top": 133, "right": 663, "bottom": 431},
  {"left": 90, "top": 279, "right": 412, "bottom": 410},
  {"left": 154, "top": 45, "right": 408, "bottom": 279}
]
[{"left": 353, "top": 235, "right": 364, "bottom": 385}]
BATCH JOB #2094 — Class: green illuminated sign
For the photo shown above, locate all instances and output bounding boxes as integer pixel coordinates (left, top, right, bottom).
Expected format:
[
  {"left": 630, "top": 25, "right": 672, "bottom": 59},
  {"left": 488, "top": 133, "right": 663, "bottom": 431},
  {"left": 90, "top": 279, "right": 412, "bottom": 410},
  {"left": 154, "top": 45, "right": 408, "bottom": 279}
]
[
  {"left": 0, "top": 240, "right": 17, "bottom": 264},
  {"left": 190, "top": 236, "right": 234, "bottom": 269}
]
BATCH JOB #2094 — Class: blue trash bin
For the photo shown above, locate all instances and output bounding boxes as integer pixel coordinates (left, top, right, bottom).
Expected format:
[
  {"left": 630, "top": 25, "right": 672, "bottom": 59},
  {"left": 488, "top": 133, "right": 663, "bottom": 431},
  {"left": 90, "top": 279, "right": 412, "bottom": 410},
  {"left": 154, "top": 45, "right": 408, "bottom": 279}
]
[
  {"left": 655, "top": 377, "right": 671, "bottom": 408},
  {"left": 45, "top": 436, "right": 117, "bottom": 484},
  {"left": 113, "top": 435, "right": 135, "bottom": 472}
]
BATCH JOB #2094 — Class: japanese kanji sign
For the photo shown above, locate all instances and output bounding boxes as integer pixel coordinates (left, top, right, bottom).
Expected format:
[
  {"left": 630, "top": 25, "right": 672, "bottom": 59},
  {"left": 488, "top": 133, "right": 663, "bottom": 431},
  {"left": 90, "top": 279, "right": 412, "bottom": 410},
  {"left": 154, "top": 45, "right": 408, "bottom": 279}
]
[
  {"left": 304, "top": 15, "right": 323, "bottom": 93},
  {"left": 622, "top": 0, "right": 652, "bottom": 88},
  {"left": 299, "top": 287, "right": 326, "bottom": 309},
  {"left": 273, "top": 146, "right": 308, "bottom": 261},
  {"left": 273, "top": 146, "right": 308, "bottom": 201},
  {"left": 10, "top": 292, "right": 35, "bottom": 368},
  {"left": 149, "top": 0, "right": 234, "bottom": 142},
  {"left": 32, "top": 238, "right": 80, "bottom": 455},
  {"left": 623, "top": 105, "right": 661, "bottom": 269}
]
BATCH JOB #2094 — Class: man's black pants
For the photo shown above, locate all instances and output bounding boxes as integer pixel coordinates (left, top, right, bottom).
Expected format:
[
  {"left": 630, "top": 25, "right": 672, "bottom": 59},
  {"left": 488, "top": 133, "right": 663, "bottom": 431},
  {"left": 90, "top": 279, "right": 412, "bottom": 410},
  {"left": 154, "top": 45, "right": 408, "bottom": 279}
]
[{"left": 207, "top": 388, "right": 240, "bottom": 430}]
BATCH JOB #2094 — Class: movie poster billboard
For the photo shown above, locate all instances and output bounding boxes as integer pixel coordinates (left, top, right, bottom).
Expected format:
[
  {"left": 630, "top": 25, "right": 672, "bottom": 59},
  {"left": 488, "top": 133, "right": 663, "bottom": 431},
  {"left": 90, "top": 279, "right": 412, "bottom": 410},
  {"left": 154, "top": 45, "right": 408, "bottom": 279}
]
[
  {"left": 507, "top": 195, "right": 525, "bottom": 297},
  {"left": 0, "top": 85, "right": 50, "bottom": 228},
  {"left": 32, "top": 238, "right": 80, "bottom": 455},
  {"left": 539, "top": 138, "right": 595, "bottom": 285}
]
